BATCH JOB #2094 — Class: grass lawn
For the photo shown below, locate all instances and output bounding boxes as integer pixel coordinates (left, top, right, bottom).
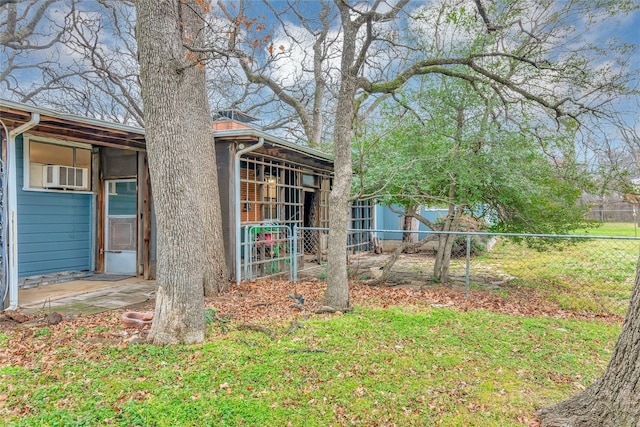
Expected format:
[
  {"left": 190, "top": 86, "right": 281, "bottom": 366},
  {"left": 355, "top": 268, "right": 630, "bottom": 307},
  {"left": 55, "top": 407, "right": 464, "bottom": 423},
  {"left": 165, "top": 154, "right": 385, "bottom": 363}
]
[
  {"left": 575, "top": 222, "right": 640, "bottom": 237},
  {"left": 471, "top": 223, "right": 640, "bottom": 316},
  {"left": 0, "top": 281, "right": 622, "bottom": 427}
]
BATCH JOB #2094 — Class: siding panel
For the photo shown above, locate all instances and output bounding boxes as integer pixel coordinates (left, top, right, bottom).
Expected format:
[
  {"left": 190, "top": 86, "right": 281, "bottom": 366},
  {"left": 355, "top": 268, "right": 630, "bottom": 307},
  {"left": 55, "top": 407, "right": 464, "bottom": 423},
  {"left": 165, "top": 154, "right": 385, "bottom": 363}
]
[
  {"left": 21, "top": 241, "right": 91, "bottom": 252},
  {"left": 20, "top": 259, "right": 91, "bottom": 273},
  {"left": 19, "top": 233, "right": 90, "bottom": 244}
]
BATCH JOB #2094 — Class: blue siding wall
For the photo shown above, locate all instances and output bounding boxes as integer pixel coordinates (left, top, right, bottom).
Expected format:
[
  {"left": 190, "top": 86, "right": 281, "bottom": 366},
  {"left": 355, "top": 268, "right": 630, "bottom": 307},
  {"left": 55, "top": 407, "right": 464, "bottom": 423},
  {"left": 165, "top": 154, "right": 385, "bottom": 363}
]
[
  {"left": 375, "top": 205, "right": 448, "bottom": 240},
  {"left": 16, "top": 135, "right": 92, "bottom": 277}
]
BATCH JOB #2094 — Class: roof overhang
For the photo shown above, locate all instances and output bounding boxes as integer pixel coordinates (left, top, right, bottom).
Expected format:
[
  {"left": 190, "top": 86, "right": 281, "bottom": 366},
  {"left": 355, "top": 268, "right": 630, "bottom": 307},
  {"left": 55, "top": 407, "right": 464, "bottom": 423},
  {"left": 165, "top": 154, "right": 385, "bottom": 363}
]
[
  {"left": 0, "top": 99, "right": 146, "bottom": 151},
  {"left": 214, "top": 128, "right": 334, "bottom": 172},
  {"left": 1, "top": 100, "right": 333, "bottom": 168}
]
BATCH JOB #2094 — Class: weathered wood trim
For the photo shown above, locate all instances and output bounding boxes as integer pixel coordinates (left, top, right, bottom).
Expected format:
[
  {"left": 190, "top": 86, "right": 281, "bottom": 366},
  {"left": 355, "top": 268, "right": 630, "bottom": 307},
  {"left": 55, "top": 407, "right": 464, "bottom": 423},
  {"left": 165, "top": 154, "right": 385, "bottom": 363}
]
[
  {"left": 94, "top": 148, "right": 105, "bottom": 273},
  {"left": 136, "top": 152, "right": 143, "bottom": 277},
  {"left": 138, "top": 152, "right": 152, "bottom": 279},
  {"left": 0, "top": 109, "right": 146, "bottom": 150},
  {"left": 213, "top": 141, "right": 236, "bottom": 280}
]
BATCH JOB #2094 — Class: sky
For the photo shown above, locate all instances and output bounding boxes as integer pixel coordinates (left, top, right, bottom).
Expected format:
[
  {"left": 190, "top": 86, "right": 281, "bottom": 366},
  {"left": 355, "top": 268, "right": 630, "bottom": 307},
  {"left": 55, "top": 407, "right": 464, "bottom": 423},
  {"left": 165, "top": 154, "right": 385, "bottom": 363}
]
[{"left": 1, "top": 0, "right": 639, "bottom": 130}]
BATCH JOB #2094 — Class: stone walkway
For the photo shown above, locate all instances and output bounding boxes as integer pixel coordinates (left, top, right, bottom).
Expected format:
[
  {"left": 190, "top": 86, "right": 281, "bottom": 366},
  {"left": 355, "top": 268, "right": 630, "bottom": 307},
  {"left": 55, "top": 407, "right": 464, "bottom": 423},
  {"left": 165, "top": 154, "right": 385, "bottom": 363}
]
[{"left": 18, "top": 278, "right": 157, "bottom": 315}]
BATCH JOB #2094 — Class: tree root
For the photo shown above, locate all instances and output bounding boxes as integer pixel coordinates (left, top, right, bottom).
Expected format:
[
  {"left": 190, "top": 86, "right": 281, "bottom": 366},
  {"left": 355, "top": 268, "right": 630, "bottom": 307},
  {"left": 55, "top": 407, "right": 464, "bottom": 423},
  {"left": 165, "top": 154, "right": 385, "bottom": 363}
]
[
  {"left": 537, "top": 382, "right": 640, "bottom": 427},
  {"left": 286, "top": 348, "right": 327, "bottom": 354},
  {"left": 285, "top": 320, "right": 304, "bottom": 335},
  {"left": 314, "top": 306, "right": 353, "bottom": 314},
  {"left": 236, "top": 323, "right": 276, "bottom": 339},
  {"left": 361, "top": 279, "right": 402, "bottom": 287}
]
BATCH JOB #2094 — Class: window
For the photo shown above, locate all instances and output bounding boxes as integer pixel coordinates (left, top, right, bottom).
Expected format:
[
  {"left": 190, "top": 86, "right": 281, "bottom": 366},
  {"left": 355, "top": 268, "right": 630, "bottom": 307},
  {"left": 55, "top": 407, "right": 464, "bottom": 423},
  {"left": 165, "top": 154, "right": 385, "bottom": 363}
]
[
  {"left": 262, "top": 174, "right": 278, "bottom": 221},
  {"left": 302, "top": 173, "right": 317, "bottom": 188},
  {"left": 24, "top": 136, "right": 92, "bottom": 191}
]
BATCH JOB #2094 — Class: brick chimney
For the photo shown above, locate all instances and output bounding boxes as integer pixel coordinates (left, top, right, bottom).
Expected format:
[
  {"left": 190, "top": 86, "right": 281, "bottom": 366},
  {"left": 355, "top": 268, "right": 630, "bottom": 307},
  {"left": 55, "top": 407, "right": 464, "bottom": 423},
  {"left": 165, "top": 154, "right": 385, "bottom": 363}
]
[{"left": 212, "top": 110, "right": 259, "bottom": 130}]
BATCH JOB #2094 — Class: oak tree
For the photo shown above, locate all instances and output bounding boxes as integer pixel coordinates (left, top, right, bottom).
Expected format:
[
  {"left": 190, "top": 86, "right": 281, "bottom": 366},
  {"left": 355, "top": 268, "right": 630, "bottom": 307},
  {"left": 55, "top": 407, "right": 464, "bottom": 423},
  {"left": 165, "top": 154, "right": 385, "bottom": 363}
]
[{"left": 135, "top": 0, "right": 226, "bottom": 344}]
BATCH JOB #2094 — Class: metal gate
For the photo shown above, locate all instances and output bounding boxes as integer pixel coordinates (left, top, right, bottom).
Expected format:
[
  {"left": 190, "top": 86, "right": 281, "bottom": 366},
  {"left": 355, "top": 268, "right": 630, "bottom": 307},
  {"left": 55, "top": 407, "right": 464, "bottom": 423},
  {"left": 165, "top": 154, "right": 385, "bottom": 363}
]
[{"left": 241, "top": 224, "right": 293, "bottom": 281}]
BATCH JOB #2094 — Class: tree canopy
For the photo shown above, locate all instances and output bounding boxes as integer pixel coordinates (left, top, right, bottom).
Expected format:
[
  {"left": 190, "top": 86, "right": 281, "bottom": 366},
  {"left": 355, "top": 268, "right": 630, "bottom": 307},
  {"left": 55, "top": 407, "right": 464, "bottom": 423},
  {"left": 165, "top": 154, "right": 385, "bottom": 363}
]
[{"left": 357, "top": 77, "right": 594, "bottom": 235}]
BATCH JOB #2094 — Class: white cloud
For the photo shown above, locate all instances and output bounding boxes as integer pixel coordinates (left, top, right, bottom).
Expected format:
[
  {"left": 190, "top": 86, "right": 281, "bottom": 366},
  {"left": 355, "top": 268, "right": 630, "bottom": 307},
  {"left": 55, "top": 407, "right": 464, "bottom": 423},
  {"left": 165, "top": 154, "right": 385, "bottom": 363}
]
[{"left": 265, "top": 23, "right": 342, "bottom": 88}]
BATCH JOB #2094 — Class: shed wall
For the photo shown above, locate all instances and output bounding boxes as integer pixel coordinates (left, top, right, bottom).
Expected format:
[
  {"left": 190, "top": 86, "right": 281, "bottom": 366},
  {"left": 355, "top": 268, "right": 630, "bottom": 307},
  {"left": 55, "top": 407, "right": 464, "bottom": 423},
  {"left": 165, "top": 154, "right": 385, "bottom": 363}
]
[
  {"left": 16, "top": 135, "right": 92, "bottom": 277},
  {"left": 376, "top": 205, "right": 449, "bottom": 240},
  {"left": 216, "top": 141, "right": 235, "bottom": 278}
]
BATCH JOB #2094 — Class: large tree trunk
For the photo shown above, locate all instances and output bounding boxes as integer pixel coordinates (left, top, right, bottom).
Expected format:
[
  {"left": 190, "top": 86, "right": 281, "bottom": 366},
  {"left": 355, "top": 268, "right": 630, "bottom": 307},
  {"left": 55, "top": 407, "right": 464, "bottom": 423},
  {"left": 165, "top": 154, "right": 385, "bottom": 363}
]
[
  {"left": 136, "top": 0, "right": 212, "bottom": 344},
  {"left": 324, "top": 8, "right": 358, "bottom": 311},
  {"left": 188, "top": 75, "right": 227, "bottom": 297},
  {"left": 325, "top": 170, "right": 351, "bottom": 310},
  {"left": 179, "top": 7, "right": 227, "bottom": 296},
  {"left": 537, "top": 259, "right": 640, "bottom": 426},
  {"left": 324, "top": 88, "right": 353, "bottom": 310}
]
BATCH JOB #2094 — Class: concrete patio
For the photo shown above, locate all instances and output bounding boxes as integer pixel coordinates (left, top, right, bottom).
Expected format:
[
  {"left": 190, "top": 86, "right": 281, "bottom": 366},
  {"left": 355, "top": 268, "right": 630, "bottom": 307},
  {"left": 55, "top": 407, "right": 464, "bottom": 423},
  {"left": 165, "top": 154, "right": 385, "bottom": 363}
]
[{"left": 17, "top": 277, "right": 157, "bottom": 315}]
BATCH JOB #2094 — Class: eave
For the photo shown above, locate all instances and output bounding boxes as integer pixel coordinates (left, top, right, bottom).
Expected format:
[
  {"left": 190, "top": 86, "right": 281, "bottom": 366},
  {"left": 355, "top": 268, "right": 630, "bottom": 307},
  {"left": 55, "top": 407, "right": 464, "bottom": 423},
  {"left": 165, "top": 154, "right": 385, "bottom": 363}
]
[{"left": 0, "top": 99, "right": 146, "bottom": 151}]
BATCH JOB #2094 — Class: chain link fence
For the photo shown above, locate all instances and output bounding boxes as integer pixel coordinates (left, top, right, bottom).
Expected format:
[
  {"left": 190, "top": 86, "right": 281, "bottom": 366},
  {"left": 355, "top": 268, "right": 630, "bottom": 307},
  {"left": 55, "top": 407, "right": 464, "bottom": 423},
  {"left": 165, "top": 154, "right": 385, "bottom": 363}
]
[
  {"left": 297, "top": 227, "right": 375, "bottom": 265},
  {"left": 293, "top": 226, "right": 640, "bottom": 317}
]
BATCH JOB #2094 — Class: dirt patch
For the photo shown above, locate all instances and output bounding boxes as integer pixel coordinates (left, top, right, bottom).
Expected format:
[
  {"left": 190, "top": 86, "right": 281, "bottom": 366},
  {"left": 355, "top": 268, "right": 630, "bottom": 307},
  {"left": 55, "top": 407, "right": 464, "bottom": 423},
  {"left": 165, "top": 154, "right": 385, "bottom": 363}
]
[{"left": 302, "top": 252, "right": 516, "bottom": 289}]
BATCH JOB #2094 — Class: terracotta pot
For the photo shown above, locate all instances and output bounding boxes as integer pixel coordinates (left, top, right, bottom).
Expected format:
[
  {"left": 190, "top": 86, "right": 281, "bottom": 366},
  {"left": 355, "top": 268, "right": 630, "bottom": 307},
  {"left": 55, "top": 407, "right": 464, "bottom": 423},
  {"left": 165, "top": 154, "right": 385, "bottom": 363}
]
[{"left": 121, "top": 311, "right": 153, "bottom": 327}]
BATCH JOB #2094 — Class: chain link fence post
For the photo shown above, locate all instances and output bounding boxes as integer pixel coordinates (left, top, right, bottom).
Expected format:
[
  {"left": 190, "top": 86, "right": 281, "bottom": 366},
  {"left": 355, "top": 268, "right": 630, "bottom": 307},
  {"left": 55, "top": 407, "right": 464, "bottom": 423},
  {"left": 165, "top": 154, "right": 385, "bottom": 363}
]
[
  {"left": 292, "top": 224, "right": 298, "bottom": 282},
  {"left": 465, "top": 234, "right": 471, "bottom": 300}
]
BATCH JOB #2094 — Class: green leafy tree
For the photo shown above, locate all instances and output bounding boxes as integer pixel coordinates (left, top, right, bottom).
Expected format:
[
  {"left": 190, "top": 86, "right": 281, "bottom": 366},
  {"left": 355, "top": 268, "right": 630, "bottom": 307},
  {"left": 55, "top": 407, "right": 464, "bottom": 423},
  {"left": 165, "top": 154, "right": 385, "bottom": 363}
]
[{"left": 356, "top": 77, "right": 594, "bottom": 283}]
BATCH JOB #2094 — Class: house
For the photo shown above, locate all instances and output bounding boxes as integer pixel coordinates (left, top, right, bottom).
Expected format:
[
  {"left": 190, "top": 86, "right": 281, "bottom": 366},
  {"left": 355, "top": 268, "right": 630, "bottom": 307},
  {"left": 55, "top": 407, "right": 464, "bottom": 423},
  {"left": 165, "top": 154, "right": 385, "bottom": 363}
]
[
  {"left": 0, "top": 99, "right": 153, "bottom": 310},
  {"left": 211, "top": 111, "right": 335, "bottom": 282},
  {"left": 0, "top": 100, "right": 344, "bottom": 308}
]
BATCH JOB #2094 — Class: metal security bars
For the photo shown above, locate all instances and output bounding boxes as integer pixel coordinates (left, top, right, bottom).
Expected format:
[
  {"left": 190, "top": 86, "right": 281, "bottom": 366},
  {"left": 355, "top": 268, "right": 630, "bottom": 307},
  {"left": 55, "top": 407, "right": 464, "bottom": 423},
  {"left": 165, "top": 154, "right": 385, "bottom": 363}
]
[
  {"left": 239, "top": 155, "right": 332, "bottom": 233},
  {"left": 237, "top": 153, "right": 332, "bottom": 282},
  {"left": 239, "top": 157, "right": 302, "bottom": 227}
]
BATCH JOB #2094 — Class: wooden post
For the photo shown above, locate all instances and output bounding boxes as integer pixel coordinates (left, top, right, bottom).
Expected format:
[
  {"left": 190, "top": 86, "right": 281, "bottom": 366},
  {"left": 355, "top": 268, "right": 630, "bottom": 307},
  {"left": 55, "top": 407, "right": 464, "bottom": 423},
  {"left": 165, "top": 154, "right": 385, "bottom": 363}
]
[
  {"left": 138, "top": 152, "right": 152, "bottom": 279},
  {"left": 94, "top": 148, "right": 105, "bottom": 273}
]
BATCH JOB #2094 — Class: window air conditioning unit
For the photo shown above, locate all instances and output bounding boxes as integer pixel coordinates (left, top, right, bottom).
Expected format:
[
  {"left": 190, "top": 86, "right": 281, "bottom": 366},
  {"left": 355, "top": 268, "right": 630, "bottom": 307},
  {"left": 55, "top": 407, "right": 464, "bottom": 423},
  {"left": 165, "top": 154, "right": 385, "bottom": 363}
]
[{"left": 42, "top": 165, "right": 89, "bottom": 190}]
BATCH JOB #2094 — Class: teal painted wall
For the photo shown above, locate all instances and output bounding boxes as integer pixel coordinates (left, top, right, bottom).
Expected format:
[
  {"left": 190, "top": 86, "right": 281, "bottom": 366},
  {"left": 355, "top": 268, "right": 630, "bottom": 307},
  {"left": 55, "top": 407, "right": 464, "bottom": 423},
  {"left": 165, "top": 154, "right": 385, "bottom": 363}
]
[
  {"left": 375, "top": 205, "right": 448, "bottom": 240},
  {"left": 16, "top": 135, "right": 92, "bottom": 277}
]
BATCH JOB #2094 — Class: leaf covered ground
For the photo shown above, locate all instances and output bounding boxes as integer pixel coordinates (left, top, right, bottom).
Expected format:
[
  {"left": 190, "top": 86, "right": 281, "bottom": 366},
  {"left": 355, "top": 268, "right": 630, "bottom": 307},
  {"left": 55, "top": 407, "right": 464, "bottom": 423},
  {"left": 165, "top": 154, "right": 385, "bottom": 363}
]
[
  {"left": 1, "top": 279, "right": 622, "bottom": 373},
  {"left": 2, "top": 279, "right": 620, "bottom": 361},
  {"left": 0, "top": 279, "right": 623, "bottom": 426}
]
